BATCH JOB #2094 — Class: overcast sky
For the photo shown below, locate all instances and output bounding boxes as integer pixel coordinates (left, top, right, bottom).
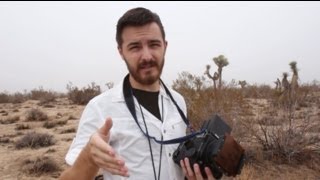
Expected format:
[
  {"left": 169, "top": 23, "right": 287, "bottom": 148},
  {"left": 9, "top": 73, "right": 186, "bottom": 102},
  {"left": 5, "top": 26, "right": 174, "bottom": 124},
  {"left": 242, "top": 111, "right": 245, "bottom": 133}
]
[{"left": 1, "top": 1, "right": 320, "bottom": 93}]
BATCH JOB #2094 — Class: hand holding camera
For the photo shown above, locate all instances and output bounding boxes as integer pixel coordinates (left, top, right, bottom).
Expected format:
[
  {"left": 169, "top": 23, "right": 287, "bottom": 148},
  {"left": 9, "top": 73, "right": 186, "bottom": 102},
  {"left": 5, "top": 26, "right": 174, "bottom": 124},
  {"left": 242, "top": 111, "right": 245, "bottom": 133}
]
[{"left": 173, "top": 115, "right": 245, "bottom": 179}]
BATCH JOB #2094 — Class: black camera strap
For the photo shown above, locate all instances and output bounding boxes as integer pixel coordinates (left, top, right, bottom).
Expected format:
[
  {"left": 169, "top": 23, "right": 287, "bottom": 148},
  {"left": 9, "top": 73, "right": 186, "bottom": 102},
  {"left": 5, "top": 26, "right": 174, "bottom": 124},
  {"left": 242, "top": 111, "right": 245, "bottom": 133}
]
[{"left": 123, "top": 74, "right": 205, "bottom": 145}]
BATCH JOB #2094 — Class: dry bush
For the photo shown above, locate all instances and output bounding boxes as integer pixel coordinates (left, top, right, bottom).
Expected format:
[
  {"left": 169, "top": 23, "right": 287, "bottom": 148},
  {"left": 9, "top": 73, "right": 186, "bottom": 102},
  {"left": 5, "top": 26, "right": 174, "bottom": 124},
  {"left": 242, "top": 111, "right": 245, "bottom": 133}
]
[
  {"left": 66, "top": 82, "right": 101, "bottom": 105},
  {"left": 0, "top": 137, "right": 10, "bottom": 143},
  {"left": 0, "top": 92, "right": 27, "bottom": 104},
  {"left": 56, "top": 120, "right": 67, "bottom": 125},
  {"left": 68, "top": 115, "right": 77, "bottom": 120},
  {"left": 46, "top": 148, "right": 56, "bottom": 153},
  {"left": 0, "top": 92, "right": 10, "bottom": 103},
  {"left": 0, "top": 115, "right": 20, "bottom": 124},
  {"left": 173, "top": 72, "right": 247, "bottom": 131},
  {"left": 43, "top": 104, "right": 55, "bottom": 108},
  {"left": 60, "top": 128, "right": 76, "bottom": 134},
  {"left": 25, "top": 108, "right": 48, "bottom": 121},
  {"left": 241, "top": 84, "right": 274, "bottom": 99},
  {"left": 43, "top": 120, "right": 67, "bottom": 129},
  {"left": 22, "top": 156, "right": 59, "bottom": 176},
  {"left": 241, "top": 88, "right": 320, "bottom": 164},
  {"left": 29, "top": 87, "right": 58, "bottom": 105},
  {"left": 15, "top": 124, "right": 31, "bottom": 130},
  {"left": 43, "top": 121, "right": 57, "bottom": 129},
  {"left": 11, "top": 92, "right": 28, "bottom": 103},
  {"left": 172, "top": 72, "right": 320, "bottom": 171},
  {"left": 15, "top": 132, "right": 55, "bottom": 149}
]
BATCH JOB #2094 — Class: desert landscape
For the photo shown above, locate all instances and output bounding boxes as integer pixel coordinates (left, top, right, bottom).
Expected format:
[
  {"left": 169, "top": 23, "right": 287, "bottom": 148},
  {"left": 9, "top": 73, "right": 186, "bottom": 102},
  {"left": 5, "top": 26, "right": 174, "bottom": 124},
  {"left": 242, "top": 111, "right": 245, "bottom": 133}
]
[
  {"left": 1, "top": 3, "right": 320, "bottom": 180},
  {"left": 0, "top": 62, "right": 319, "bottom": 179}
]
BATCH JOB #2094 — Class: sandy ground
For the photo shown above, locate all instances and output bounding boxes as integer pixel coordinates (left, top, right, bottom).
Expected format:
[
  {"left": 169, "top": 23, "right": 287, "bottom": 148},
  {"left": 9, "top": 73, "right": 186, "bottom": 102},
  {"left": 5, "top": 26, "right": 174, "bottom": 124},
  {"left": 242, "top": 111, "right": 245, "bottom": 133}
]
[
  {"left": 0, "top": 98, "right": 84, "bottom": 180},
  {"left": 0, "top": 97, "right": 319, "bottom": 180}
]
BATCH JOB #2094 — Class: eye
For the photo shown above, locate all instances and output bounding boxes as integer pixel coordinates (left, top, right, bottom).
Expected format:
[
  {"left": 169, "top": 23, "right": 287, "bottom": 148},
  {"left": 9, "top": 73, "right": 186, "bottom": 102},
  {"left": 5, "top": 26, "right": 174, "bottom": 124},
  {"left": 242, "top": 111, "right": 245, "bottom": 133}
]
[
  {"left": 129, "top": 46, "right": 139, "bottom": 51},
  {"left": 150, "top": 43, "right": 160, "bottom": 48}
]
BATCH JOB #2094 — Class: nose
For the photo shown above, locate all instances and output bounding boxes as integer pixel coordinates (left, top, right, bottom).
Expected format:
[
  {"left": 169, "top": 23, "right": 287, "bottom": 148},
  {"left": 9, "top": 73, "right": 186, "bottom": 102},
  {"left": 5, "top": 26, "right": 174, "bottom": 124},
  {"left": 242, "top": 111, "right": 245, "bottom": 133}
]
[{"left": 141, "top": 47, "right": 153, "bottom": 61}]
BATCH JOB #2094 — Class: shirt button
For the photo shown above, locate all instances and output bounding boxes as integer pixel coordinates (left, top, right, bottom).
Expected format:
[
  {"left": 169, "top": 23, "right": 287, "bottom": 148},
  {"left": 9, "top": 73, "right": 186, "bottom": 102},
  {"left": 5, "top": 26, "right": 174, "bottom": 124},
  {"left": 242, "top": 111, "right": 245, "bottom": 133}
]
[
  {"left": 164, "top": 129, "right": 166, "bottom": 133},
  {"left": 169, "top": 153, "right": 171, "bottom": 157}
]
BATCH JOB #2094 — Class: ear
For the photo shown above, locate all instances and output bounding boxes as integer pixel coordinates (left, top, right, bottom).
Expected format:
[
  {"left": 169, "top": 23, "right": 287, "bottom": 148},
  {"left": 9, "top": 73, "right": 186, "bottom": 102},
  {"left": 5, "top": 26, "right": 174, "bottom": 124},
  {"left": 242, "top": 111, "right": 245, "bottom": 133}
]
[
  {"left": 164, "top": 40, "right": 168, "bottom": 54},
  {"left": 118, "top": 46, "right": 125, "bottom": 60}
]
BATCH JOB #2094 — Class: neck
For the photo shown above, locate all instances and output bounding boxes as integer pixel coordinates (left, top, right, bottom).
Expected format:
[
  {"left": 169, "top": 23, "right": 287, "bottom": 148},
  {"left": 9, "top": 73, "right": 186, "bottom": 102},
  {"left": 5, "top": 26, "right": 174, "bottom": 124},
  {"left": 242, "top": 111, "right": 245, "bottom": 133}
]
[{"left": 129, "top": 75, "right": 160, "bottom": 92}]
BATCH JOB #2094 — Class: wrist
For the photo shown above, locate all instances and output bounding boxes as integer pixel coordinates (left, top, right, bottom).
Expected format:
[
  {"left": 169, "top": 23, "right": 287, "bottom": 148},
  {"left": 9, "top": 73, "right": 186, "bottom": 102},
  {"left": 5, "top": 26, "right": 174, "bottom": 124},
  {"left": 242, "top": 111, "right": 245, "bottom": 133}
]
[{"left": 81, "top": 143, "right": 98, "bottom": 169}]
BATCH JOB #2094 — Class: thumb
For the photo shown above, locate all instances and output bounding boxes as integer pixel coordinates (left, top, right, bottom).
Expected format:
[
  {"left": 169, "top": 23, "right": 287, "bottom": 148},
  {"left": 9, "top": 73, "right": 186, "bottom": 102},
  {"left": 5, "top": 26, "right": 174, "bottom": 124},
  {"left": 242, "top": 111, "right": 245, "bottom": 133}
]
[{"left": 98, "top": 117, "right": 113, "bottom": 137}]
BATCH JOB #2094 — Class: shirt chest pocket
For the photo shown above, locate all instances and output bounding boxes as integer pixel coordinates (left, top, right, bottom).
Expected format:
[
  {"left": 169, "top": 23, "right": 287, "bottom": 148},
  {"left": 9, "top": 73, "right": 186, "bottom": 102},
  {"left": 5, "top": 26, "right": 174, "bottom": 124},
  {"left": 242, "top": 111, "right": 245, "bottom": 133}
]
[
  {"left": 165, "top": 118, "right": 187, "bottom": 139},
  {"left": 113, "top": 117, "right": 142, "bottom": 133}
]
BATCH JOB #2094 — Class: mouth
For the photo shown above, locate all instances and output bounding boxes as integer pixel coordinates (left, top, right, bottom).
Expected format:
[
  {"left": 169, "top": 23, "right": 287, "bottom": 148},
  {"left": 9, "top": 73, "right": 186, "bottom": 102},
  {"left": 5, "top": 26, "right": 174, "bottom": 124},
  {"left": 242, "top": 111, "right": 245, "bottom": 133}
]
[{"left": 139, "top": 62, "right": 157, "bottom": 71}]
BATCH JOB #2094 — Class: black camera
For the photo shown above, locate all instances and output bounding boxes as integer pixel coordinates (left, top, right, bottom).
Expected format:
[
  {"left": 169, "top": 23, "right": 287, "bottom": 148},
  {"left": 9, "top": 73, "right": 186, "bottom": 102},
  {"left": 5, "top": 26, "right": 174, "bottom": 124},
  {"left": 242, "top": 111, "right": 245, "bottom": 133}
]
[{"left": 172, "top": 115, "right": 245, "bottom": 179}]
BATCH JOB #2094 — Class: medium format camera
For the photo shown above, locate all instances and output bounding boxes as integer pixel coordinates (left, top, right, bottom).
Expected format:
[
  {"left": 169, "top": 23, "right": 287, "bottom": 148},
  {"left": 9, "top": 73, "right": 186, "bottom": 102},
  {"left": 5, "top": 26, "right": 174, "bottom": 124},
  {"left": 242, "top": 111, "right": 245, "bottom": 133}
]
[{"left": 173, "top": 115, "right": 245, "bottom": 179}]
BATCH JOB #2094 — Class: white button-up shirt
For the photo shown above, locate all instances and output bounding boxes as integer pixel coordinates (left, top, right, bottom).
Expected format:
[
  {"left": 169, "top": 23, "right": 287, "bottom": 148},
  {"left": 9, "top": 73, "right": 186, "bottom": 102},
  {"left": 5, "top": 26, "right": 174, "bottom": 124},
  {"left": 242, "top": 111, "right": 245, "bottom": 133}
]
[{"left": 65, "top": 79, "right": 187, "bottom": 180}]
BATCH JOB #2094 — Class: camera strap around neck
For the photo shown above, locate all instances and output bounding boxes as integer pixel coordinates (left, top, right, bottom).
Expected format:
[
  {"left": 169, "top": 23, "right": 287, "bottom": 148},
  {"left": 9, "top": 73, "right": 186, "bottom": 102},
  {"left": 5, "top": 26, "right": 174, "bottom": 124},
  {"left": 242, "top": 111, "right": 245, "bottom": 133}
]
[{"left": 123, "top": 74, "right": 205, "bottom": 145}]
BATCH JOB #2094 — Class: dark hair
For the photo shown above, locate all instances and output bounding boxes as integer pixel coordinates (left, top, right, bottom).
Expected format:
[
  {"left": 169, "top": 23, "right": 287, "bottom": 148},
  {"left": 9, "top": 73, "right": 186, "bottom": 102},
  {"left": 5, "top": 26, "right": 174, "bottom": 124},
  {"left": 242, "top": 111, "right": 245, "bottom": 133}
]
[{"left": 116, "top": 7, "right": 166, "bottom": 47}]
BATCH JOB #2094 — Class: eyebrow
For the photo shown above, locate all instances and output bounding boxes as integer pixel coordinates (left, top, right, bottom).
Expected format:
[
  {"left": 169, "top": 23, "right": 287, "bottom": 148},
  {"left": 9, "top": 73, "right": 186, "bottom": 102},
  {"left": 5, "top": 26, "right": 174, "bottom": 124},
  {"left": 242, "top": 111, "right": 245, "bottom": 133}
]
[{"left": 126, "top": 39, "right": 162, "bottom": 48}]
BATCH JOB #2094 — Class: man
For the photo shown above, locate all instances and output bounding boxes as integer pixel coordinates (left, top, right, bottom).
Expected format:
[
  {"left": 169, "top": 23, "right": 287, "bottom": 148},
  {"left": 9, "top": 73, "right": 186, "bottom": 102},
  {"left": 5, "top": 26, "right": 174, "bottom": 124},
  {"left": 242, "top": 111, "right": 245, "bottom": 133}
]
[{"left": 59, "top": 7, "right": 214, "bottom": 180}]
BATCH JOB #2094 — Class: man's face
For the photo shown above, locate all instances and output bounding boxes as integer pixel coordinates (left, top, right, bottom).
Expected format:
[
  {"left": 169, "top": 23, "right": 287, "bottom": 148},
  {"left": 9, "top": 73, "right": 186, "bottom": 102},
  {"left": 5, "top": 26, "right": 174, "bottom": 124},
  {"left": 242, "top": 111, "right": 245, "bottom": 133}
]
[{"left": 118, "top": 22, "right": 167, "bottom": 86}]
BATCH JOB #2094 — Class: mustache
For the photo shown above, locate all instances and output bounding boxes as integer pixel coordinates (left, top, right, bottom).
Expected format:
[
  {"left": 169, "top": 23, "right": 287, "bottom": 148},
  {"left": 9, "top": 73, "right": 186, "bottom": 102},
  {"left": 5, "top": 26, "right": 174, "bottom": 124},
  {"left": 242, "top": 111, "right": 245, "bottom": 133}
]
[{"left": 138, "top": 60, "right": 158, "bottom": 69}]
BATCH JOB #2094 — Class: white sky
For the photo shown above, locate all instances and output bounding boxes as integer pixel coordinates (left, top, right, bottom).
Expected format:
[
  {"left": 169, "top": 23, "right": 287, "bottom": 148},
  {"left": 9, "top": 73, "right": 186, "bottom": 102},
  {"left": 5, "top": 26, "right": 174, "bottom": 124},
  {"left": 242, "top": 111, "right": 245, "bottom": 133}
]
[{"left": 1, "top": 1, "right": 320, "bottom": 93}]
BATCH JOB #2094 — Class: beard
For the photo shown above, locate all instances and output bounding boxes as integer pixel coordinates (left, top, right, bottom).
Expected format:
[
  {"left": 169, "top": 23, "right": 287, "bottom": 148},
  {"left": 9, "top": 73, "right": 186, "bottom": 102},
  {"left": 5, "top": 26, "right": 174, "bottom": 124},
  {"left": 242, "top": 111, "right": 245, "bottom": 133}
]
[{"left": 124, "top": 58, "right": 165, "bottom": 85}]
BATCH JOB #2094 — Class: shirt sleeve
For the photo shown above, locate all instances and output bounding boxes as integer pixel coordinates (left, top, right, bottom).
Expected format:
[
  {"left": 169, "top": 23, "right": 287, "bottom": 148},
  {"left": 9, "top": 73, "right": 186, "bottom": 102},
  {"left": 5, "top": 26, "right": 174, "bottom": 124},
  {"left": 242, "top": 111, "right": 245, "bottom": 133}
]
[{"left": 65, "top": 101, "right": 104, "bottom": 165}]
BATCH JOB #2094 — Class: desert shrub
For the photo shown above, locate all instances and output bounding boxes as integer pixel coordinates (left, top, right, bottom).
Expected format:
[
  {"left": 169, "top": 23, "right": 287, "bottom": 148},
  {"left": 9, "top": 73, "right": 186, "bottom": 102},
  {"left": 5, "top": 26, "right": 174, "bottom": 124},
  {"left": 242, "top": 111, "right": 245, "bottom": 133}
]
[
  {"left": 23, "top": 156, "right": 59, "bottom": 175},
  {"left": 0, "top": 115, "right": 20, "bottom": 124},
  {"left": 15, "top": 124, "right": 30, "bottom": 130},
  {"left": 0, "top": 92, "right": 27, "bottom": 104},
  {"left": 43, "top": 120, "right": 67, "bottom": 129},
  {"left": 68, "top": 115, "right": 77, "bottom": 120},
  {"left": 173, "top": 72, "right": 247, "bottom": 130},
  {"left": 25, "top": 108, "right": 48, "bottom": 121},
  {"left": 46, "top": 148, "right": 56, "bottom": 153},
  {"left": 0, "top": 92, "right": 10, "bottom": 103},
  {"left": 60, "top": 128, "right": 76, "bottom": 134},
  {"left": 29, "top": 87, "right": 58, "bottom": 105},
  {"left": 11, "top": 92, "right": 28, "bottom": 103},
  {"left": 66, "top": 82, "right": 101, "bottom": 105},
  {"left": 43, "top": 121, "right": 57, "bottom": 129},
  {"left": 0, "top": 137, "right": 10, "bottom": 143},
  {"left": 56, "top": 120, "right": 67, "bottom": 125},
  {"left": 15, "top": 132, "right": 55, "bottom": 149},
  {"left": 241, "top": 112, "right": 320, "bottom": 164},
  {"left": 241, "top": 84, "right": 274, "bottom": 99}
]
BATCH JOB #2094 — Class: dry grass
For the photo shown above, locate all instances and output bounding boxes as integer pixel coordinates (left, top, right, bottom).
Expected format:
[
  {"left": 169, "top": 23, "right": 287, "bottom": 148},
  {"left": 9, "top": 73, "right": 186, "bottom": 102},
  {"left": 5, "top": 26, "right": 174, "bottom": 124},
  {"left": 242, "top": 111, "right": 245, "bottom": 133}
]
[
  {"left": 15, "top": 132, "right": 55, "bottom": 149},
  {"left": 0, "top": 115, "right": 20, "bottom": 124},
  {"left": 25, "top": 108, "right": 48, "bottom": 121},
  {"left": 22, "top": 156, "right": 60, "bottom": 176},
  {"left": 0, "top": 79, "right": 319, "bottom": 179},
  {"left": 66, "top": 82, "right": 101, "bottom": 105}
]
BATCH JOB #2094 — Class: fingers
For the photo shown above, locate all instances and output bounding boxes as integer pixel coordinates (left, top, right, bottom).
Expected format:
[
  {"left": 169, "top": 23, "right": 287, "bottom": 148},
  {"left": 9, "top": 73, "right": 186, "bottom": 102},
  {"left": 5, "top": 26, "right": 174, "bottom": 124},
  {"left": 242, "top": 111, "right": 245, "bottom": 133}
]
[
  {"left": 204, "top": 167, "right": 214, "bottom": 180},
  {"left": 184, "top": 158, "right": 195, "bottom": 177},
  {"left": 99, "top": 117, "right": 113, "bottom": 137},
  {"left": 89, "top": 136, "right": 129, "bottom": 177},
  {"left": 88, "top": 117, "right": 129, "bottom": 177},
  {"left": 180, "top": 158, "right": 215, "bottom": 180},
  {"left": 193, "top": 164, "right": 203, "bottom": 180},
  {"left": 180, "top": 159, "right": 188, "bottom": 177}
]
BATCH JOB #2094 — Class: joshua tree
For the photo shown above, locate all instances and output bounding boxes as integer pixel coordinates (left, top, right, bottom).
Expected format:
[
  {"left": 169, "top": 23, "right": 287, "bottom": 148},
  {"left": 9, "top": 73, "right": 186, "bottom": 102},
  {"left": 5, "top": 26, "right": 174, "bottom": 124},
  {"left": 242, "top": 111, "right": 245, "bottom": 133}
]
[
  {"left": 289, "top": 61, "right": 299, "bottom": 93},
  {"left": 274, "top": 78, "right": 282, "bottom": 92},
  {"left": 204, "top": 65, "right": 219, "bottom": 90},
  {"left": 281, "top": 72, "right": 290, "bottom": 93},
  {"left": 238, "top": 80, "right": 247, "bottom": 89},
  {"left": 213, "top": 55, "right": 229, "bottom": 89}
]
